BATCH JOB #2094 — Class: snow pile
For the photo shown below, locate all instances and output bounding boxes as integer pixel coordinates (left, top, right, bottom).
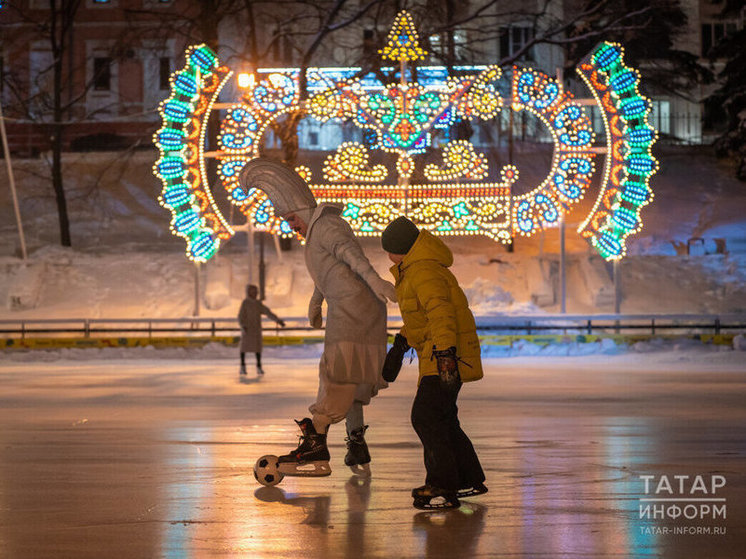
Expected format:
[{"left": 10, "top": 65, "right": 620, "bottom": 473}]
[
  {"left": 463, "top": 276, "right": 543, "bottom": 315},
  {"left": 4, "top": 336, "right": 745, "bottom": 365},
  {"left": 5, "top": 262, "right": 45, "bottom": 310}
]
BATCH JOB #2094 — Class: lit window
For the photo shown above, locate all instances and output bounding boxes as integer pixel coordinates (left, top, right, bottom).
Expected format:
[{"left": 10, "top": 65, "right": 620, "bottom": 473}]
[
  {"left": 429, "top": 30, "right": 467, "bottom": 60},
  {"left": 649, "top": 100, "right": 670, "bottom": 135}
]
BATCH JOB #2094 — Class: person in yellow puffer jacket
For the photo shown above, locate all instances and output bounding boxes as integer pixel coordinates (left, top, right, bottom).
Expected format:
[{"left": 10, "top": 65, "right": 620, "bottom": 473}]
[{"left": 381, "top": 216, "right": 486, "bottom": 510}]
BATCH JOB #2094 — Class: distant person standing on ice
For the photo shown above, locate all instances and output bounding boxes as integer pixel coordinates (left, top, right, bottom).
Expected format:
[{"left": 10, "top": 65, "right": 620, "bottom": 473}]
[
  {"left": 238, "top": 284, "right": 285, "bottom": 376},
  {"left": 380, "top": 216, "right": 486, "bottom": 510},
  {"left": 239, "top": 158, "right": 396, "bottom": 477}
]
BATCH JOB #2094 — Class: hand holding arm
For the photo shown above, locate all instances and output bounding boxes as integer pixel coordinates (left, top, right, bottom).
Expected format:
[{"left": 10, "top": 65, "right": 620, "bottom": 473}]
[{"left": 327, "top": 222, "right": 397, "bottom": 303}]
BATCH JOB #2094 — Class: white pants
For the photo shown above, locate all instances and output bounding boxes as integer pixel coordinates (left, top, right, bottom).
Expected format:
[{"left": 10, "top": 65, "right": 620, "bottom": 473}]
[{"left": 308, "top": 373, "right": 373, "bottom": 433}]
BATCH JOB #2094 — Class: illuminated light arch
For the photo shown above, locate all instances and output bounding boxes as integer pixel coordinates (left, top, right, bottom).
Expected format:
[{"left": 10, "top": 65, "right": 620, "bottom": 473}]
[
  {"left": 576, "top": 42, "right": 659, "bottom": 260},
  {"left": 154, "top": 15, "right": 658, "bottom": 262},
  {"left": 153, "top": 44, "right": 234, "bottom": 262},
  {"left": 509, "top": 66, "right": 597, "bottom": 237}
]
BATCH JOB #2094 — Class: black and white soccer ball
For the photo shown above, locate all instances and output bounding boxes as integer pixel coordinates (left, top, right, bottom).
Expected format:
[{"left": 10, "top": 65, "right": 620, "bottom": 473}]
[{"left": 254, "top": 454, "right": 284, "bottom": 486}]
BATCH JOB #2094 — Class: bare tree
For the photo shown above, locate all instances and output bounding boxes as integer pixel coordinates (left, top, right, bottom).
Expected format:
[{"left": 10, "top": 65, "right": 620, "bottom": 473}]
[
  {"left": 2, "top": 0, "right": 149, "bottom": 247},
  {"left": 2, "top": 1, "right": 85, "bottom": 246}
]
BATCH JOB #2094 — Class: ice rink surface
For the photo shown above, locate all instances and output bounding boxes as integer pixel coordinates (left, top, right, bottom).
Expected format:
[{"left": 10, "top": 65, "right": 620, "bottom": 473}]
[{"left": 1, "top": 350, "right": 745, "bottom": 558}]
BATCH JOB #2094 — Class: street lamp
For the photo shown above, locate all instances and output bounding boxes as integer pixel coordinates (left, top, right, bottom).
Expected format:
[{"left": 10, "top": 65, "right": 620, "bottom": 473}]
[{"left": 237, "top": 72, "right": 255, "bottom": 89}]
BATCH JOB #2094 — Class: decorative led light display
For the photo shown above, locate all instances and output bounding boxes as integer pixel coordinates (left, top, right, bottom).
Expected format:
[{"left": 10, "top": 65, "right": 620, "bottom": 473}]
[
  {"left": 509, "top": 66, "right": 597, "bottom": 237},
  {"left": 424, "top": 140, "right": 488, "bottom": 182},
  {"left": 576, "top": 42, "right": 658, "bottom": 260},
  {"left": 153, "top": 44, "right": 234, "bottom": 262},
  {"left": 324, "top": 142, "right": 389, "bottom": 183},
  {"left": 155, "top": 16, "right": 657, "bottom": 262},
  {"left": 379, "top": 10, "right": 427, "bottom": 63}
]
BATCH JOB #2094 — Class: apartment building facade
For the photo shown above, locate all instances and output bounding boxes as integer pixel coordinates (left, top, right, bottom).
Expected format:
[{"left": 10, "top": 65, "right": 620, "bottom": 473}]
[{"left": 0, "top": 0, "right": 742, "bottom": 156}]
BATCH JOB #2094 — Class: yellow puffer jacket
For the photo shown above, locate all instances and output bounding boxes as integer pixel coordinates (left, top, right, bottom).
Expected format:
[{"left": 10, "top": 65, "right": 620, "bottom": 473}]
[{"left": 389, "top": 230, "right": 483, "bottom": 385}]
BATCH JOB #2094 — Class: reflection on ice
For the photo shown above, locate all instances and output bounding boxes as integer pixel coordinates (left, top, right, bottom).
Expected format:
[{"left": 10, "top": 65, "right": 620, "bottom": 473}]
[{"left": 0, "top": 358, "right": 743, "bottom": 557}]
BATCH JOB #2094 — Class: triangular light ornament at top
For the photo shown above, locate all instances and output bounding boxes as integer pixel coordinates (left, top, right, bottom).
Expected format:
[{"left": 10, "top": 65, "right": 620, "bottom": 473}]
[{"left": 379, "top": 10, "right": 428, "bottom": 62}]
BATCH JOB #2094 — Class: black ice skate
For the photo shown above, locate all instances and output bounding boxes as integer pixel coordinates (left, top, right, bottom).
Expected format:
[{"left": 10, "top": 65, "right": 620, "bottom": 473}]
[
  {"left": 457, "top": 482, "right": 488, "bottom": 498},
  {"left": 277, "top": 418, "right": 332, "bottom": 477},
  {"left": 239, "top": 364, "right": 247, "bottom": 375},
  {"left": 412, "top": 485, "right": 460, "bottom": 510},
  {"left": 344, "top": 425, "right": 371, "bottom": 476}
]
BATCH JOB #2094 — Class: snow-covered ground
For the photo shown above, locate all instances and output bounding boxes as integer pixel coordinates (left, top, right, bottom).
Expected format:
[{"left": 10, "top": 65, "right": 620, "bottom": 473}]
[{"left": 1, "top": 146, "right": 746, "bottom": 321}]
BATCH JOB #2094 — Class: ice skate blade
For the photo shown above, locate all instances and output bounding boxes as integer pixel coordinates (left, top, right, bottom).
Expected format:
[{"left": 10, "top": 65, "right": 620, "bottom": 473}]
[
  {"left": 348, "top": 463, "right": 371, "bottom": 477},
  {"left": 413, "top": 497, "right": 460, "bottom": 510},
  {"left": 457, "top": 484, "right": 488, "bottom": 498},
  {"left": 278, "top": 460, "right": 332, "bottom": 477}
]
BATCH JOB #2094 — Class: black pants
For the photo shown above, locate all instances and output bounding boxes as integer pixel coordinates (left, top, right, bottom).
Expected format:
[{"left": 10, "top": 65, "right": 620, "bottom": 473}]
[
  {"left": 240, "top": 352, "right": 261, "bottom": 368},
  {"left": 411, "top": 375, "right": 485, "bottom": 491}
]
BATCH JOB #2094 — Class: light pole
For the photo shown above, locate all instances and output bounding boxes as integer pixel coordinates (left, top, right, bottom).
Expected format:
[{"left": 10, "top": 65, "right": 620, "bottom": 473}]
[{"left": 0, "top": 101, "right": 28, "bottom": 260}]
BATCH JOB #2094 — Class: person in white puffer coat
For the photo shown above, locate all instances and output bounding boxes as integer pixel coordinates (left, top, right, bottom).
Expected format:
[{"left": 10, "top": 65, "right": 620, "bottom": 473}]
[{"left": 239, "top": 158, "right": 396, "bottom": 476}]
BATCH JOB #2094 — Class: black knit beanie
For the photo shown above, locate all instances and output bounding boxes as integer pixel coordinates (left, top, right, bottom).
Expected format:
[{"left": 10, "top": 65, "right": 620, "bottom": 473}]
[{"left": 381, "top": 216, "right": 420, "bottom": 255}]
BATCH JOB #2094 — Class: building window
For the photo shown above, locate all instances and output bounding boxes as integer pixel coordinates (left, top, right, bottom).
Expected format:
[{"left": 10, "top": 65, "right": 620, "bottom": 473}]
[
  {"left": 499, "top": 25, "right": 534, "bottom": 61},
  {"left": 93, "top": 57, "right": 111, "bottom": 90},
  {"left": 308, "top": 131, "right": 319, "bottom": 145},
  {"left": 282, "top": 35, "right": 293, "bottom": 65},
  {"left": 363, "top": 29, "right": 376, "bottom": 59},
  {"left": 649, "top": 99, "right": 670, "bottom": 136},
  {"left": 701, "top": 21, "right": 738, "bottom": 56},
  {"left": 429, "top": 30, "right": 467, "bottom": 61},
  {"left": 159, "top": 57, "right": 171, "bottom": 90}
]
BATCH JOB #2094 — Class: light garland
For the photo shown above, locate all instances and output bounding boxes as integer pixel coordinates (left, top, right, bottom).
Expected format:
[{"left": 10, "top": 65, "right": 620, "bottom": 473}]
[
  {"left": 154, "top": 17, "right": 657, "bottom": 262},
  {"left": 508, "top": 66, "right": 596, "bottom": 237},
  {"left": 576, "top": 42, "right": 658, "bottom": 260},
  {"left": 424, "top": 140, "right": 489, "bottom": 182},
  {"left": 379, "top": 10, "right": 427, "bottom": 63},
  {"left": 153, "top": 44, "right": 233, "bottom": 262},
  {"left": 323, "top": 142, "right": 388, "bottom": 183}
]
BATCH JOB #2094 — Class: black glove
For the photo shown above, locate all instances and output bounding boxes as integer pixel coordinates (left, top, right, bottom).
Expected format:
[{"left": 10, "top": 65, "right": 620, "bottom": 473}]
[
  {"left": 382, "top": 333, "right": 410, "bottom": 382},
  {"left": 432, "top": 346, "right": 461, "bottom": 387}
]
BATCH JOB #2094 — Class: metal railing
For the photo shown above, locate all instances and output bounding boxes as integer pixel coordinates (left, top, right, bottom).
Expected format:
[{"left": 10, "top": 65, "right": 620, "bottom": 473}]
[
  {"left": 1, "top": 314, "right": 745, "bottom": 340},
  {"left": 473, "top": 314, "right": 746, "bottom": 336}
]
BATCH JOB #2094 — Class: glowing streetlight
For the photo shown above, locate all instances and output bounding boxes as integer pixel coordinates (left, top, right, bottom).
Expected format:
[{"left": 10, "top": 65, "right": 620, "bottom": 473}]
[{"left": 237, "top": 72, "right": 255, "bottom": 89}]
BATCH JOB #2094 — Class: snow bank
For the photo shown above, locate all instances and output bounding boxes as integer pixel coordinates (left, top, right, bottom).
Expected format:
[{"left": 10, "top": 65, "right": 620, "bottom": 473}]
[
  {"left": 4, "top": 337, "right": 745, "bottom": 369},
  {"left": 5, "top": 262, "right": 46, "bottom": 310}
]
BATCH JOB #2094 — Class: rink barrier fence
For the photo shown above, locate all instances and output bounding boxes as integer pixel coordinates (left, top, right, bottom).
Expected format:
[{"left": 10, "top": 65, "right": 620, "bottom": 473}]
[
  {"left": 0, "top": 333, "right": 737, "bottom": 351},
  {"left": 1, "top": 314, "right": 744, "bottom": 351}
]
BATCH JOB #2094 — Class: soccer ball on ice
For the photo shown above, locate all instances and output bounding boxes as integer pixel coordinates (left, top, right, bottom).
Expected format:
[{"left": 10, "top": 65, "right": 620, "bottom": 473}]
[{"left": 254, "top": 455, "right": 284, "bottom": 486}]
